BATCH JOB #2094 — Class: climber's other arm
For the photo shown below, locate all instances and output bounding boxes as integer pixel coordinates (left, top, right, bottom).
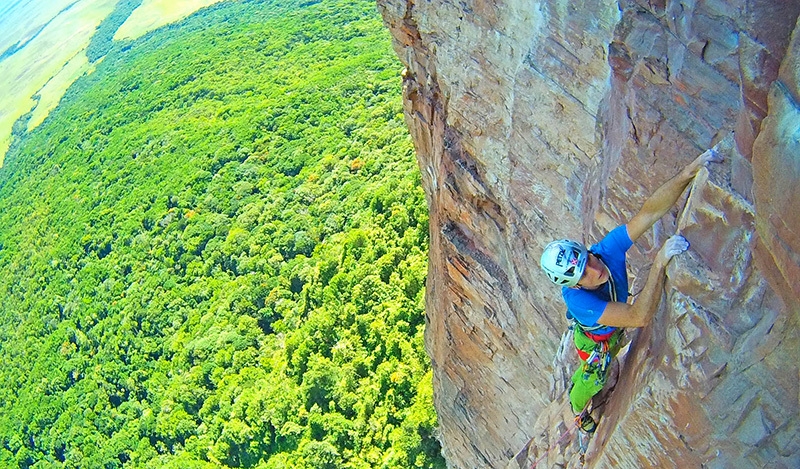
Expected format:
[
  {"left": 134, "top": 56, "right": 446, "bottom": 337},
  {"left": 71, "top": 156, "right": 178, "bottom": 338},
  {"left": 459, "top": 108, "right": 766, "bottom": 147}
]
[
  {"left": 595, "top": 236, "right": 689, "bottom": 328},
  {"left": 626, "top": 147, "right": 723, "bottom": 243}
]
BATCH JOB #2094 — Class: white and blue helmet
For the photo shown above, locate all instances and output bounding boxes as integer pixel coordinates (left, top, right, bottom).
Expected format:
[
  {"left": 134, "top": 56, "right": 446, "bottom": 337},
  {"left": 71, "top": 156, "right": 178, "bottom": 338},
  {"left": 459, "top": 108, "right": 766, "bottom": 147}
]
[{"left": 540, "top": 239, "right": 588, "bottom": 287}]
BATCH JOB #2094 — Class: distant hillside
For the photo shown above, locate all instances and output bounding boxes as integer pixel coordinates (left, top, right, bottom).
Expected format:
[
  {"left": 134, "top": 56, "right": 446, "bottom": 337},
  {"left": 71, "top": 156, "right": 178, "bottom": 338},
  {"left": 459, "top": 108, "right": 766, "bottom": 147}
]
[{"left": 0, "top": 0, "right": 444, "bottom": 467}]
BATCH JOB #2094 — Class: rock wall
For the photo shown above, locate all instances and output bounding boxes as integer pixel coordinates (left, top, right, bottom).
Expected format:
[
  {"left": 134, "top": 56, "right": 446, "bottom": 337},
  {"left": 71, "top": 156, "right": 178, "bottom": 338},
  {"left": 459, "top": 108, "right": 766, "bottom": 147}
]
[{"left": 377, "top": 0, "right": 800, "bottom": 468}]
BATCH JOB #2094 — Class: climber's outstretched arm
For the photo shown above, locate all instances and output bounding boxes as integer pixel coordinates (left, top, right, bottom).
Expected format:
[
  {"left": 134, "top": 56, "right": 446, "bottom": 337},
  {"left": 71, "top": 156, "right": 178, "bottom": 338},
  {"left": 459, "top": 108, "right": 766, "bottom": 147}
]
[
  {"left": 596, "top": 236, "right": 689, "bottom": 328},
  {"left": 626, "top": 148, "right": 722, "bottom": 242}
]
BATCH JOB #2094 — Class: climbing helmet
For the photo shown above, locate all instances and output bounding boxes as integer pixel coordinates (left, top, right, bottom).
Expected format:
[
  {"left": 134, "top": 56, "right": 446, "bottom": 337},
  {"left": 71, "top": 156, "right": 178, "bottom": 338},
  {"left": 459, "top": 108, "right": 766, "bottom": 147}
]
[{"left": 540, "top": 239, "right": 588, "bottom": 287}]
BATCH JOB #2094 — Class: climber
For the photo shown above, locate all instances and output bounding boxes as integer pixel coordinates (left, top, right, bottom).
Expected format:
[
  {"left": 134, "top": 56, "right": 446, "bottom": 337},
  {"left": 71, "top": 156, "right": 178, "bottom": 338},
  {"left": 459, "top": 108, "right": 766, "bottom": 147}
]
[{"left": 540, "top": 145, "right": 723, "bottom": 434}]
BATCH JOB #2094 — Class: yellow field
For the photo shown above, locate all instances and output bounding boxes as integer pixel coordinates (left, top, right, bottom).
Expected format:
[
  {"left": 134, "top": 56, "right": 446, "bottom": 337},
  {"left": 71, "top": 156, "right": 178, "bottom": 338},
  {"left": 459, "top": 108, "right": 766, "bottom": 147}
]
[
  {"left": 27, "top": 52, "right": 97, "bottom": 131},
  {"left": 115, "top": 0, "right": 225, "bottom": 41},
  {"left": 0, "top": 0, "right": 225, "bottom": 166}
]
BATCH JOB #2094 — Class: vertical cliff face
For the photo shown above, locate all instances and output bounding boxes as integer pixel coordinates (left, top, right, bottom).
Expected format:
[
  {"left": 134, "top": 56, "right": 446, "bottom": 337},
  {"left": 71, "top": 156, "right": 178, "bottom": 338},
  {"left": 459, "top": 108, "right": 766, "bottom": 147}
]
[{"left": 377, "top": 0, "right": 800, "bottom": 467}]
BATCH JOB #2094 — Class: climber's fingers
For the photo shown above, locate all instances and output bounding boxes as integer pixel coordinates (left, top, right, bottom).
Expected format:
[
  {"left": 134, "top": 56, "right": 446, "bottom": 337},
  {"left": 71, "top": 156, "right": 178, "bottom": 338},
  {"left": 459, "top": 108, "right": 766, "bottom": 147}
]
[
  {"left": 698, "top": 144, "right": 724, "bottom": 166},
  {"left": 660, "top": 235, "right": 690, "bottom": 260}
]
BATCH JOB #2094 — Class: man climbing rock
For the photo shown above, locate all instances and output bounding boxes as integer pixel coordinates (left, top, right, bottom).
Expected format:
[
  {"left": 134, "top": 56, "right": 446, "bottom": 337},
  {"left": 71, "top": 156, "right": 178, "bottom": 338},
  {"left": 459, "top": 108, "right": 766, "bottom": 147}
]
[{"left": 539, "top": 145, "right": 723, "bottom": 434}]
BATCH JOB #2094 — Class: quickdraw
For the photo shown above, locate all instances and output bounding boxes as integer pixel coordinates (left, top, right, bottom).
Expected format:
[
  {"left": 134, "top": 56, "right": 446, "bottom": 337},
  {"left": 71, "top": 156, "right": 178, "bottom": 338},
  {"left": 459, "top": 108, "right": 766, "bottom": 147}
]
[{"left": 584, "top": 340, "right": 611, "bottom": 373}]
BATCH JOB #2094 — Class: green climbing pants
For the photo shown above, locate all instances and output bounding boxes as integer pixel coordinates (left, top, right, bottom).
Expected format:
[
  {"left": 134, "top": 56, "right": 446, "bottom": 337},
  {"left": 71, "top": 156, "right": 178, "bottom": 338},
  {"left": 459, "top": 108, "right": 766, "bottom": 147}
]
[{"left": 569, "top": 328, "right": 623, "bottom": 414}]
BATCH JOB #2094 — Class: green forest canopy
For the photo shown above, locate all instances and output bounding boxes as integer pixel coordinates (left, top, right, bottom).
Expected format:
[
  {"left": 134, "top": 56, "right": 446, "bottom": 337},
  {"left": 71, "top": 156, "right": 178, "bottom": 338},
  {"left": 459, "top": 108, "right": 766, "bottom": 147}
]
[{"left": 0, "top": 0, "right": 444, "bottom": 467}]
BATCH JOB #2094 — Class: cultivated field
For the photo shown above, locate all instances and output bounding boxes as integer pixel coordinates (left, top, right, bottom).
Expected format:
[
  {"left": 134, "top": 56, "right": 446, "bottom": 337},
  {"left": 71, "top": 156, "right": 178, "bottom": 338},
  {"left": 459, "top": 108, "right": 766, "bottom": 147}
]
[{"left": 0, "top": 0, "right": 224, "bottom": 165}]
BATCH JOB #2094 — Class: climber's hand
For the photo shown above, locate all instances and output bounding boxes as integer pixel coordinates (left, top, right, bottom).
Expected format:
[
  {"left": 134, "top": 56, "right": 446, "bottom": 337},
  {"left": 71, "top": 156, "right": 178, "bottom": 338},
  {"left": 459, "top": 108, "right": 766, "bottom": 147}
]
[
  {"left": 658, "top": 235, "right": 689, "bottom": 262},
  {"left": 698, "top": 145, "right": 724, "bottom": 166},
  {"left": 692, "top": 142, "right": 724, "bottom": 171},
  {"left": 684, "top": 143, "right": 724, "bottom": 180}
]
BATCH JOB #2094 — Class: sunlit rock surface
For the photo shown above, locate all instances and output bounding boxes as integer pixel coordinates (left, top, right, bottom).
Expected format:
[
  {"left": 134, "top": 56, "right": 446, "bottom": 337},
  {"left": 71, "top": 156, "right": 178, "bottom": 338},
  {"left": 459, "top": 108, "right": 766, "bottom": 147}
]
[{"left": 377, "top": 0, "right": 800, "bottom": 467}]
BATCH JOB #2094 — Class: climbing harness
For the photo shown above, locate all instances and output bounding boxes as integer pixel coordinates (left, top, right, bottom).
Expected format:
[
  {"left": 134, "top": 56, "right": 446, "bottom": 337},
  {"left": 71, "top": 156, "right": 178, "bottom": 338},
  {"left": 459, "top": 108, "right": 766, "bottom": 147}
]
[{"left": 574, "top": 324, "right": 614, "bottom": 377}]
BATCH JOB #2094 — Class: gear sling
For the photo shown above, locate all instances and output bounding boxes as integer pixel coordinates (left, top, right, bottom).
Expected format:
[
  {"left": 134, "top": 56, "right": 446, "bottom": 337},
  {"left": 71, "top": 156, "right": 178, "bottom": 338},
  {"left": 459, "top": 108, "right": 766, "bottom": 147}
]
[{"left": 568, "top": 260, "right": 624, "bottom": 415}]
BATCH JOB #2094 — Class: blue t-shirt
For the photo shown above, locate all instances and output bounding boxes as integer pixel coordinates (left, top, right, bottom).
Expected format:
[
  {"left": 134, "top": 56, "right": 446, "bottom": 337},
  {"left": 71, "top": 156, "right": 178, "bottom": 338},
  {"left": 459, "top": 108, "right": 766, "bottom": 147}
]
[{"left": 562, "top": 225, "right": 633, "bottom": 335}]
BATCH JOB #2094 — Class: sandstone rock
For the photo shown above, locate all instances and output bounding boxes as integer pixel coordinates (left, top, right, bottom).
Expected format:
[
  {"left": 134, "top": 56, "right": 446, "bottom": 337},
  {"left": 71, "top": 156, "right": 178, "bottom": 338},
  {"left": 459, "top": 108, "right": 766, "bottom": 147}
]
[
  {"left": 377, "top": 0, "right": 800, "bottom": 467},
  {"left": 752, "top": 16, "right": 800, "bottom": 316}
]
